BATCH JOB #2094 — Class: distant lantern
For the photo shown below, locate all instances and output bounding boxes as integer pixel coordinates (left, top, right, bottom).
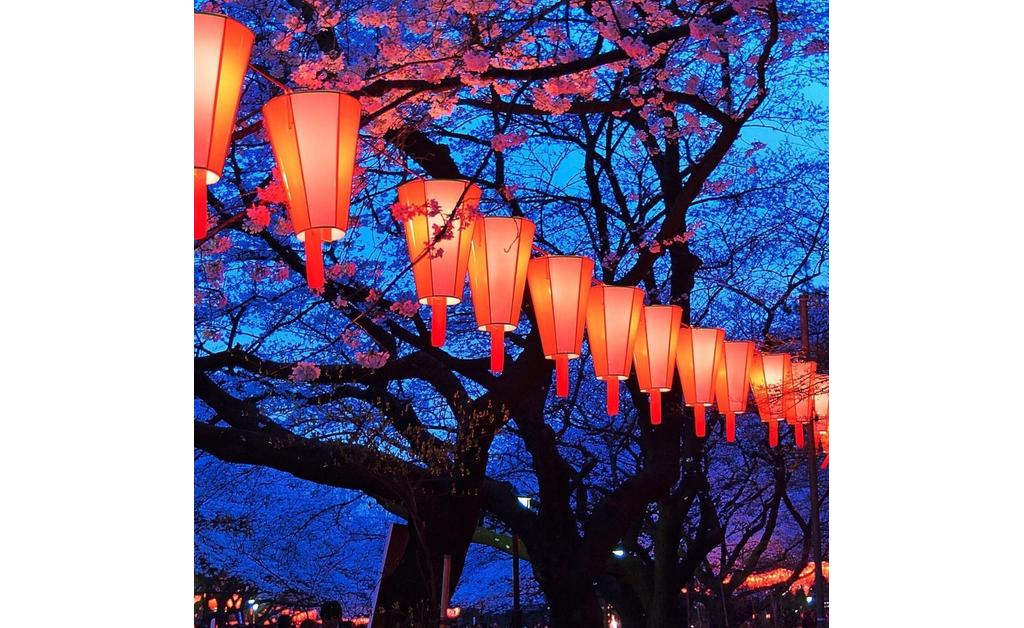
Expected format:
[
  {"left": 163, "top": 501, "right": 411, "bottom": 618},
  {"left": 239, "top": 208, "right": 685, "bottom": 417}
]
[
  {"left": 676, "top": 326, "right": 725, "bottom": 438},
  {"left": 813, "top": 374, "right": 829, "bottom": 449},
  {"left": 394, "top": 179, "right": 480, "bottom": 347},
  {"left": 632, "top": 304, "right": 683, "bottom": 425},
  {"left": 787, "top": 361, "right": 817, "bottom": 448},
  {"left": 467, "top": 216, "right": 536, "bottom": 373},
  {"left": 715, "top": 340, "right": 754, "bottom": 442},
  {"left": 527, "top": 255, "right": 594, "bottom": 397},
  {"left": 748, "top": 352, "right": 794, "bottom": 447},
  {"left": 194, "top": 12, "right": 254, "bottom": 239},
  {"left": 262, "top": 90, "right": 361, "bottom": 290},
  {"left": 585, "top": 285, "right": 644, "bottom": 415}
]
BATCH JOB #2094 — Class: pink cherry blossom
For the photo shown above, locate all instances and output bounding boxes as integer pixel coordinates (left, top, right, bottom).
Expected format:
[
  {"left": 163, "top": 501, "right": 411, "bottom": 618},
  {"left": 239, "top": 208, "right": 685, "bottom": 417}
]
[
  {"left": 289, "top": 361, "right": 321, "bottom": 383},
  {"left": 355, "top": 350, "right": 390, "bottom": 369}
]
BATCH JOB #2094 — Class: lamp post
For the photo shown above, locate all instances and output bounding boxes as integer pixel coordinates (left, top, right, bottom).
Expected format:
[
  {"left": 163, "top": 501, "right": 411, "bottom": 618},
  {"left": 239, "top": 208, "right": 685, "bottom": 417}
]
[{"left": 799, "top": 294, "right": 827, "bottom": 627}]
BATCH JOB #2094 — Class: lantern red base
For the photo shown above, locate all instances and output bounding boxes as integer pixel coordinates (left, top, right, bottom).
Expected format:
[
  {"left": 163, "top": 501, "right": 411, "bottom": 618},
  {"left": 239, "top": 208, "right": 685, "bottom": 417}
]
[
  {"left": 490, "top": 328, "right": 504, "bottom": 373},
  {"left": 432, "top": 300, "right": 447, "bottom": 347},
  {"left": 794, "top": 423, "right": 805, "bottom": 448},
  {"left": 649, "top": 390, "right": 661, "bottom": 425},
  {"left": 768, "top": 420, "right": 779, "bottom": 447},
  {"left": 554, "top": 355, "right": 569, "bottom": 397},
  {"left": 694, "top": 405, "right": 706, "bottom": 437},
  {"left": 304, "top": 231, "right": 324, "bottom": 290},
  {"left": 606, "top": 379, "right": 618, "bottom": 416},
  {"left": 725, "top": 413, "right": 736, "bottom": 442},
  {"left": 821, "top": 454, "right": 829, "bottom": 469},
  {"left": 195, "top": 169, "right": 208, "bottom": 239}
]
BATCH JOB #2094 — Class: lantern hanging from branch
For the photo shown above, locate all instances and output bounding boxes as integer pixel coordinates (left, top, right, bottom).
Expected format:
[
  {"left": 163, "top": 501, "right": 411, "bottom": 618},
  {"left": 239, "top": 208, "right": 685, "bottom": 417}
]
[
  {"left": 526, "top": 255, "right": 594, "bottom": 397},
  {"left": 585, "top": 285, "right": 644, "bottom": 415},
  {"left": 395, "top": 179, "right": 480, "bottom": 347},
  {"left": 787, "top": 360, "right": 817, "bottom": 448},
  {"left": 676, "top": 326, "right": 725, "bottom": 438},
  {"left": 749, "top": 352, "right": 794, "bottom": 447},
  {"left": 632, "top": 304, "right": 683, "bottom": 426},
  {"left": 714, "top": 340, "right": 755, "bottom": 442},
  {"left": 467, "top": 217, "right": 535, "bottom": 373},
  {"left": 194, "top": 12, "right": 254, "bottom": 239},
  {"left": 262, "top": 91, "right": 361, "bottom": 290}
]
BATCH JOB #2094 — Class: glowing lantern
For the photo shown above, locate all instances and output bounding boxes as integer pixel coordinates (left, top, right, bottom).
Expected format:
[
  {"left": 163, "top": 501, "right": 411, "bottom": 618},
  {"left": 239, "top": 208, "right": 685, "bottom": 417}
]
[
  {"left": 676, "top": 326, "right": 725, "bottom": 437},
  {"left": 446, "top": 607, "right": 461, "bottom": 620},
  {"left": 585, "top": 285, "right": 644, "bottom": 415},
  {"left": 467, "top": 217, "right": 535, "bottom": 372},
  {"left": 262, "top": 91, "right": 361, "bottom": 290},
  {"left": 813, "top": 374, "right": 829, "bottom": 464},
  {"left": 194, "top": 13, "right": 254, "bottom": 239},
  {"left": 813, "top": 374, "right": 829, "bottom": 437},
  {"left": 526, "top": 255, "right": 594, "bottom": 397},
  {"left": 395, "top": 179, "right": 480, "bottom": 347},
  {"left": 748, "top": 352, "right": 794, "bottom": 447},
  {"left": 632, "top": 304, "right": 683, "bottom": 425},
  {"left": 714, "top": 340, "right": 755, "bottom": 442},
  {"left": 787, "top": 361, "right": 817, "bottom": 448}
]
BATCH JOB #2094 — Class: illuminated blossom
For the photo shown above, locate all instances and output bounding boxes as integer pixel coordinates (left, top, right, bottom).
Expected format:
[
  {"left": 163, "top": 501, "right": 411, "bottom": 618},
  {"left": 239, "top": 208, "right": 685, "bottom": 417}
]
[
  {"left": 290, "top": 361, "right": 321, "bottom": 383},
  {"left": 690, "top": 17, "right": 715, "bottom": 41},
  {"left": 355, "top": 350, "right": 390, "bottom": 369},
  {"left": 462, "top": 50, "right": 491, "bottom": 73},
  {"left": 389, "top": 300, "right": 420, "bottom": 318},
  {"left": 245, "top": 204, "right": 272, "bottom": 233}
]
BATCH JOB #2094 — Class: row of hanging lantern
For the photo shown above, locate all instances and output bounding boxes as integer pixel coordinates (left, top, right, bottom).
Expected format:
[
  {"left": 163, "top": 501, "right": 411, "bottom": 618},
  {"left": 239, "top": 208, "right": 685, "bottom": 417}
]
[{"left": 194, "top": 13, "right": 830, "bottom": 453}]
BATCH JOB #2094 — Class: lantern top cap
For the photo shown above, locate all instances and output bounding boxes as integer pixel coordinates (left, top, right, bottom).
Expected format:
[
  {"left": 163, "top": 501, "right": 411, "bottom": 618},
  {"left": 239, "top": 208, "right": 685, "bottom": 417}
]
[{"left": 264, "top": 90, "right": 362, "bottom": 103}]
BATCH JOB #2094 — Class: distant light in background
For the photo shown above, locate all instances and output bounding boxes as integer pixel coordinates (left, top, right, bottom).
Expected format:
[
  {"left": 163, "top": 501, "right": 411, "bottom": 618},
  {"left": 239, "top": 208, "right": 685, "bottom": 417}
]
[
  {"left": 612, "top": 549, "right": 625, "bottom": 558},
  {"left": 517, "top": 496, "right": 532, "bottom": 509}
]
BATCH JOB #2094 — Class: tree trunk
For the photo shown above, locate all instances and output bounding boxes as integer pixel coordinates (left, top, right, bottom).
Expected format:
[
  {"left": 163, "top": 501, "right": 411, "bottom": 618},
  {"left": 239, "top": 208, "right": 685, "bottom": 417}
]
[{"left": 544, "top": 579, "right": 606, "bottom": 628}]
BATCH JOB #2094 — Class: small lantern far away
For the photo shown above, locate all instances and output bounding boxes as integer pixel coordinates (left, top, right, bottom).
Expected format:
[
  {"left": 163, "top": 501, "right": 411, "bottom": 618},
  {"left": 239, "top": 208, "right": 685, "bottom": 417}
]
[
  {"left": 786, "top": 360, "right": 817, "bottom": 448},
  {"left": 676, "top": 326, "right": 725, "bottom": 438},
  {"left": 813, "top": 374, "right": 829, "bottom": 466},
  {"left": 395, "top": 179, "right": 480, "bottom": 347},
  {"left": 749, "top": 352, "right": 794, "bottom": 447},
  {"left": 585, "top": 285, "right": 644, "bottom": 415},
  {"left": 527, "top": 255, "right": 594, "bottom": 397},
  {"left": 715, "top": 340, "right": 755, "bottom": 442},
  {"left": 194, "top": 12, "right": 254, "bottom": 239},
  {"left": 262, "top": 91, "right": 361, "bottom": 290},
  {"left": 468, "top": 216, "right": 535, "bottom": 372},
  {"left": 632, "top": 304, "right": 683, "bottom": 425}
]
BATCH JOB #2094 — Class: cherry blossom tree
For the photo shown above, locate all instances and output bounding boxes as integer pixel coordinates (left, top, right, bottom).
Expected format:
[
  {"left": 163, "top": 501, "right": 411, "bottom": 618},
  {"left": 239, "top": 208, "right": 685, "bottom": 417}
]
[{"left": 194, "top": 0, "right": 828, "bottom": 625}]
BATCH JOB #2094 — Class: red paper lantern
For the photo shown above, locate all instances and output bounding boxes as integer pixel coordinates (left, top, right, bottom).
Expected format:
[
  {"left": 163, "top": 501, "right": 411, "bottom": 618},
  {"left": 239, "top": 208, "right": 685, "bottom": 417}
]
[
  {"left": 262, "top": 91, "right": 361, "bottom": 290},
  {"left": 676, "top": 326, "right": 725, "bottom": 437},
  {"left": 749, "top": 352, "right": 794, "bottom": 447},
  {"left": 194, "top": 13, "right": 254, "bottom": 239},
  {"left": 786, "top": 360, "right": 817, "bottom": 448},
  {"left": 526, "top": 255, "right": 594, "bottom": 397},
  {"left": 585, "top": 285, "right": 644, "bottom": 415},
  {"left": 467, "top": 216, "right": 536, "bottom": 372},
  {"left": 714, "top": 340, "right": 754, "bottom": 442},
  {"left": 395, "top": 179, "right": 481, "bottom": 347},
  {"left": 813, "top": 374, "right": 829, "bottom": 449},
  {"left": 632, "top": 304, "right": 683, "bottom": 425}
]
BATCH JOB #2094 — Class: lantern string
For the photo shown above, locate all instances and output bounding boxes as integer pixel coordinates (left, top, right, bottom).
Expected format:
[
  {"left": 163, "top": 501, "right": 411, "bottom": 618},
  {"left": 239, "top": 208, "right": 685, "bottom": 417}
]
[{"left": 248, "top": 64, "right": 292, "bottom": 94}]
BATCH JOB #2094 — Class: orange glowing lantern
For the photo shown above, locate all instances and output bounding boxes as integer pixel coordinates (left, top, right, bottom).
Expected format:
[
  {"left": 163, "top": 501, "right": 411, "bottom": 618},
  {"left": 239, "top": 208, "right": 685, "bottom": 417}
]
[
  {"left": 787, "top": 361, "right": 817, "bottom": 448},
  {"left": 813, "top": 374, "right": 829, "bottom": 459},
  {"left": 395, "top": 179, "right": 480, "bottom": 347},
  {"left": 714, "top": 340, "right": 754, "bottom": 442},
  {"left": 262, "top": 91, "right": 361, "bottom": 290},
  {"left": 446, "top": 607, "right": 461, "bottom": 620},
  {"left": 526, "top": 255, "right": 594, "bottom": 397},
  {"left": 676, "top": 326, "right": 725, "bottom": 437},
  {"left": 632, "top": 304, "right": 683, "bottom": 425},
  {"left": 194, "top": 13, "right": 254, "bottom": 239},
  {"left": 748, "top": 352, "right": 794, "bottom": 447},
  {"left": 585, "top": 285, "right": 644, "bottom": 415},
  {"left": 467, "top": 217, "right": 536, "bottom": 372}
]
